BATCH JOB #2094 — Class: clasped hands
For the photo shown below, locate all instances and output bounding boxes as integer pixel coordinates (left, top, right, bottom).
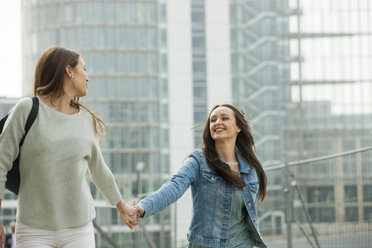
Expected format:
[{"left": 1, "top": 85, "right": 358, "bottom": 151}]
[{"left": 116, "top": 200, "right": 145, "bottom": 230}]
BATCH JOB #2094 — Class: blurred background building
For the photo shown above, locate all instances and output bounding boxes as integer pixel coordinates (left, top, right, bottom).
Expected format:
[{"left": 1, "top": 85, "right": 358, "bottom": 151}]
[{"left": 0, "top": 0, "right": 371, "bottom": 247}]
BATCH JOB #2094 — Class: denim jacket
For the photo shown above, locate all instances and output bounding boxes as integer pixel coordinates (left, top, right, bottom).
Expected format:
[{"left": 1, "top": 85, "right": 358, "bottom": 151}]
[{"left": 138, "top": 150, "right": 267, "bottom": 248}]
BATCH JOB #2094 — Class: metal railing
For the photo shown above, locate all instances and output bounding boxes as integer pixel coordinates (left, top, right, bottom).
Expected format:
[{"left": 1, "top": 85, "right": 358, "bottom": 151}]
[
  {"left": 93, "top": 146, "right": 372, "bottom": 247},
  {"left": 260, "top": 146, "right": 372, "bottom": 248}
]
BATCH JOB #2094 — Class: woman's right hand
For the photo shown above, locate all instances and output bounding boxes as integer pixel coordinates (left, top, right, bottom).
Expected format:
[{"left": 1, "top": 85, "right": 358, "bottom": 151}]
[
  {"left": 116, "top": 200, "right": 138, "bottom": 230},
  {"left": 133, "top": 205, "right": 145, "bottom": 218}
]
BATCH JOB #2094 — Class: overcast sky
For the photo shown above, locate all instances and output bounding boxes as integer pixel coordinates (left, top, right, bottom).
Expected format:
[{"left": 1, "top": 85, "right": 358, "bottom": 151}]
[{"left": 0, "top": 0, "right": 22, "bottom": 98}]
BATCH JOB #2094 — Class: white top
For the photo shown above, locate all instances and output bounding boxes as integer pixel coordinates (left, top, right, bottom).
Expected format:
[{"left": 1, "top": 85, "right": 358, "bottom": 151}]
[
  {"left": 0, "top": 97, "right": 122, "bottom": 229},
  {"left": 11, "top": 233, "right": 15, "bottom": 248}
]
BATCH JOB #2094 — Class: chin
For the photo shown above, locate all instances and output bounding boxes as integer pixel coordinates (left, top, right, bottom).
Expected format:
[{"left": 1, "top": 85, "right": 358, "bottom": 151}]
[{"left": 212, "top": 136, "right": 224, "bottom": 141}]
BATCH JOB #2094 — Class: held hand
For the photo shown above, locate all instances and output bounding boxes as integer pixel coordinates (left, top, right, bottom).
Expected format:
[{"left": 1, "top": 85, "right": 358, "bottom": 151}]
[
  {"left": 116, "top": 200, "right": 138, "bottom": 230},
  {"left": 0, "top": 223, "right": 4, "bottom": 248},
  {"left": 133, "top": 205, "right": 145, "bottom": 218}
]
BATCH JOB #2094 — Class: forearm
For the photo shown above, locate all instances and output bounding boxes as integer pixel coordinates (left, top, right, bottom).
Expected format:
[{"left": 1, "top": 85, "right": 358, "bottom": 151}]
[
  {"left": 138, "top": 175, "right": 191, "bottom": 217},
  {"left": 139, "top": 158, "right": 198, "bottom": 217},
  {"left": 116, "top": 199, "right": 127, "bottom": 213},
  {"left": 89, "top": 145, "right": 122, "bottom": 205}
]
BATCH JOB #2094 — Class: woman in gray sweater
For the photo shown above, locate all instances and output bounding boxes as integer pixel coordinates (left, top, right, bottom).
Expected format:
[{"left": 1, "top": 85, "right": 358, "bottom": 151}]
[{"left": 0, "top": 47, "right": 137, "bottom": 247}]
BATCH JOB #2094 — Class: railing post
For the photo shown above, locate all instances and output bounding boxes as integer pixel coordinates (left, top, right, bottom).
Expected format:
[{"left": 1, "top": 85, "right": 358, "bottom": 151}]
[
  {"left": 284, "top": 163, "right": 294, "bottom": 248},
  {"left": 293, "top": 181, "right": 321, "bottom": 248},
  {"left": 93, "top": 222, "right": 120, "bottom": 248},
  {"left": 136, "top": 162, "right": 157, "bottom": 248}
]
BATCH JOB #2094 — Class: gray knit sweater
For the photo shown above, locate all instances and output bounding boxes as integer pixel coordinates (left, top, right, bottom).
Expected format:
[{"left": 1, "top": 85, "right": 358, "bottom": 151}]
[{"left": 0, "top": 97, "right": 122, "bottom": 229}]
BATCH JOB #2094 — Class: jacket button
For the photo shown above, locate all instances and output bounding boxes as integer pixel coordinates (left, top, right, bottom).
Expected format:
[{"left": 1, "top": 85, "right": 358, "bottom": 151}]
[
  {"left": 248, "top": 203, "right": 252, "bottom": 207},
  {"left": 212, "top": 176, "right": 215, "bottom": 180},
  {"left": 253, "top": 218, "right": 256, "bottom": 222},
  {"left": 224, "top": 209, "right": 229, "bottom": 212},
  {"left": 223, "top": 225, "right": 228, "bottom": 229}
]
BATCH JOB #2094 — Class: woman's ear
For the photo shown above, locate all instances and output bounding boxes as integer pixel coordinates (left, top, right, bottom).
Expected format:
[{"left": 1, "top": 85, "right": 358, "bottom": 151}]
[{"left": 65, "top": 65, "right": 73, "bottom": 79}]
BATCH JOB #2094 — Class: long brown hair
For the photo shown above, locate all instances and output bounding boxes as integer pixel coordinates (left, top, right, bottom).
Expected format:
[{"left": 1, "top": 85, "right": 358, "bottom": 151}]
[
  {"left": 33, "top": 47, "right": 107, "bottom": 138},
  {"left": 202, "top": 104, "right": 267, "bottom": 202}
]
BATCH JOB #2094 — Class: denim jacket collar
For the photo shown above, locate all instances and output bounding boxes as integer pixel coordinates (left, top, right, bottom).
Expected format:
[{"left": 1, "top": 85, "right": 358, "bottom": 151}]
[{"left": 236, "top": 151, "right": 251, "bottom": 174}]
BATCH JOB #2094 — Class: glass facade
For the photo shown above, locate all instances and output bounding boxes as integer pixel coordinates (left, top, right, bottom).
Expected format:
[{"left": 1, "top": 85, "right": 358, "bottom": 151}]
[
  {"left": 229, "top": 0, "right": 291, "bottom": 167},
  {"left": 284, "top": 0, "right": 372, "bottom": 228},
  {"left": 15, "top": 0, "right": 372, "bottom": 245},
  {"left": 21, "top": 1, "right": 171, "bottom": 247},
  {"left": 286, "top": 0, "right": 372, "bottom": 159},
  {"left": 191, "top": 0, "right": 208, "bottom": 148},
  {"left": 231, "top": 0, "right": 372, "bottom": 236}
]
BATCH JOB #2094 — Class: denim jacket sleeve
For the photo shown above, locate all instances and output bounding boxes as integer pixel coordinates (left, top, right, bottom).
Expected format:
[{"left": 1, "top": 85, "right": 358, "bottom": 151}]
[{"left": 138, "top": 156, "right": 200, "bottom": 217}]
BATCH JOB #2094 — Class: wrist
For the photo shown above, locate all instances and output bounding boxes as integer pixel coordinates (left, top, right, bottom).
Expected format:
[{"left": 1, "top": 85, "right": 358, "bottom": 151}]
[
  {"left": 138, "top": 205, "right": 146, "bottom": 218},
  {"left": 116, "top": 200, "right": 126, "bottom": 213}
]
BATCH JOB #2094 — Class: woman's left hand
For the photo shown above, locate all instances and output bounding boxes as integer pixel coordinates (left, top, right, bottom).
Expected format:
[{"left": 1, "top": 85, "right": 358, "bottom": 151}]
[{"left": 116, "top": 200, "right": 138, "bottom": 230}]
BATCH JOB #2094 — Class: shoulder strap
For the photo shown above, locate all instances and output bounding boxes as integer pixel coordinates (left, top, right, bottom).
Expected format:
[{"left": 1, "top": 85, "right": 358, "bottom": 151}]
[
  {"left": 0, "top": 115, "right": 8, "bottom": 133},
  {"left": 19, "top": 97, "right": 39, "bottom": 147}
]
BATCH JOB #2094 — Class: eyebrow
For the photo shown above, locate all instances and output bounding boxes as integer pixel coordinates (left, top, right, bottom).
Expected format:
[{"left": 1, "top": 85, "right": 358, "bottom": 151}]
[{"left": 210, "top": 113, "right": 230, "bottom": 118}]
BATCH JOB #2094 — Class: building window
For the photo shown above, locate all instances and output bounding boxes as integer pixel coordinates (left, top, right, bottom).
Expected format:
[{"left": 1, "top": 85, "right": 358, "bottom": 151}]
[
  {"left": 160, "top": 29, "right": 167, "bottom": 48},
  {"left": 161, "top": 53, "right": 168, "bottom": 73},
  {"left": 193, "top": 85, "right": 207, "bottom": 103},
  {"left": 363, "top": 185, "right": 372, "bottom": 202},
  {"left": 193, "top": 61, "right": 206, "bottom": 75},
  {"left": 308, "top": 207, "right": 335, "bottom": 222},
  {"left": 306, "top": 186, "right": 334, "bottom": 203},
  {"left": 345, "top": 207, "right": 358, "bottom": 222},
  {"left": 150, "top": 103, "right": 160, "bottom": 123},
  {"left": 150, "top": 128, "right": 160, "bottom": 148},
  {"left": 192, "top": 11, "right": 204, "bottom": 23},
  {"left": 159, "top": 3, "right": 166, "bottom": 23},
  {"left": 364, "top": 207, "right": 372, "bottom": 221},
  {"left": 192, "top": 36, "right": 205, "bottom": 49},
  {"left": 344, "top": 185, "right": 357, "bottom": 202},
  {"left": 148, "top": 53, "right": 159, "bottom": 73}
]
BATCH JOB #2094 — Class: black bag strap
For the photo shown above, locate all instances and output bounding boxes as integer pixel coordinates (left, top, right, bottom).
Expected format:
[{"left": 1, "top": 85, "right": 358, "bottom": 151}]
[{"left": 19, "top": 97, "right": 39, "bottom": 147}]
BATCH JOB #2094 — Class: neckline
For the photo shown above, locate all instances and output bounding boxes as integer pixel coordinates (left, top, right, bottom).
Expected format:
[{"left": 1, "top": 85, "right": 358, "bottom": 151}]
[{"left": 37, "top": 96, "right": 81, "bottom": 117}]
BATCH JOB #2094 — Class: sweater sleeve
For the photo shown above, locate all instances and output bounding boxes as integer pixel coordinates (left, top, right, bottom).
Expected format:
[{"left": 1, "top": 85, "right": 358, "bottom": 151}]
[
  {"left": 138, "top": 156, "right": 200, "bottom": 217},
  {"left": 88, "top": 138, "right": 122, "bottom": 206},
  {"left": 0, "top": 98, "right": 32, "bottom": 197}
]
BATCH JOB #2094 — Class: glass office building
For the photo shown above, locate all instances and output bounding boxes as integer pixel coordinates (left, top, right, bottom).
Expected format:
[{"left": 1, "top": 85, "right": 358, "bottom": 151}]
[
  {"left": 230, "top": 0, "right": 291, "bottom": 168},
  {"left": 285, "top": 0, "right": 372, "bottom": 161},
  {"left": 17, "top": 0, "right": 372, "bottom": 245},
  {"left": 286, "top": 0, "right": 372, "bottom": 206},
  {"left": 190, "top": 0, "right": 208, "bottom": 147},
  {"left": 277, "top": 0, "right": 372, "bottom": 235},
  {"left": 229, "top": 0, "right": 372, "bottom": 237},
  {"left": 21, "top": 1, "right": 171, "bottom": 247}
]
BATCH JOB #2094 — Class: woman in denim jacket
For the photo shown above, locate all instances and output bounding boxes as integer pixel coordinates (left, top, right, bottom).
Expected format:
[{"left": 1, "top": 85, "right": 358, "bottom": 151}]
[{"left": 135, "top": 104, "right": 267, "bottom": 248}]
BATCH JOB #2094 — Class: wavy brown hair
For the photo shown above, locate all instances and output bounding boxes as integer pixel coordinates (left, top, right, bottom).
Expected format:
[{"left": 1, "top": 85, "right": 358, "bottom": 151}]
[
  {"left": 202, "top": 104, "right": 267, "bottom": 202},
  {"left": 33, "top": 47, "right": 107, "bottom": 138}
]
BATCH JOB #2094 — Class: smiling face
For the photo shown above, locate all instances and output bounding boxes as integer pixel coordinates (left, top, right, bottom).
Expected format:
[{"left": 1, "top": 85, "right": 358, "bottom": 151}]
[{"left": 209, "top": 106, "right": 241, "bottom": 142}]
